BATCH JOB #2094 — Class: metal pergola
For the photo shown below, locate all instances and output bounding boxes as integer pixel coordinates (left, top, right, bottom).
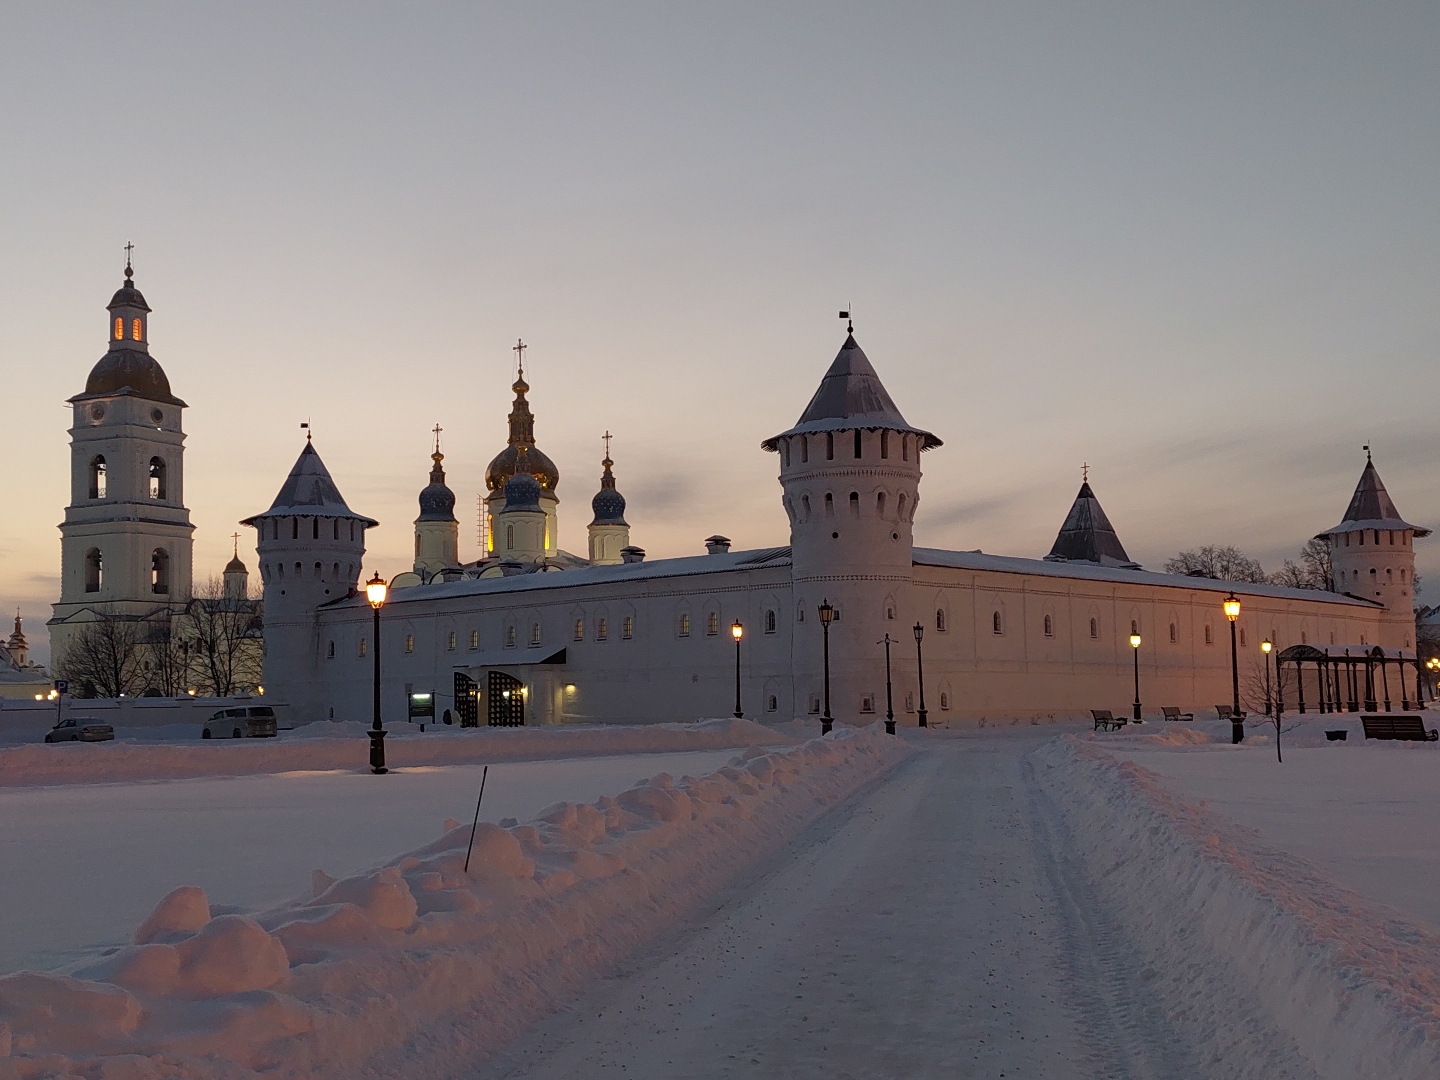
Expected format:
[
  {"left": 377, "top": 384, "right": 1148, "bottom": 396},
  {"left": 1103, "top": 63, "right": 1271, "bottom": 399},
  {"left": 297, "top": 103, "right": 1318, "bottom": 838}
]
[{"left": 1275, "top": 644, "right": 1424, "bottom": 714}]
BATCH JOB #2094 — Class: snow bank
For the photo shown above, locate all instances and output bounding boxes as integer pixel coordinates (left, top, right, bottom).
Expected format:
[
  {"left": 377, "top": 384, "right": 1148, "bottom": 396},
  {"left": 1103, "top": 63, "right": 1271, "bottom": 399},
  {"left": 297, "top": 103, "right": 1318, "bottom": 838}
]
[
  {"left": 0, "top": 717, "right": 794, "bottom": 788},
  {"left": 1036, "top": 737, "right": 1440, "bottom": 1080},
  {"left": 0, "top": 725, "right": 907, "bottom": 1077}
]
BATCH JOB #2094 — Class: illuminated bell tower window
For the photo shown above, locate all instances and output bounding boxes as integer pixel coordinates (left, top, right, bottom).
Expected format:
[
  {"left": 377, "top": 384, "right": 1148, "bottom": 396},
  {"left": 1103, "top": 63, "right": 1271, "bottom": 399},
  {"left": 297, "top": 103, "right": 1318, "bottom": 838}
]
[
  {"left": 114, "top": 317, "right": 124, "bottom": 340},
  {"left": 132, "top": 318, "right": 143, "bottom": 340}
]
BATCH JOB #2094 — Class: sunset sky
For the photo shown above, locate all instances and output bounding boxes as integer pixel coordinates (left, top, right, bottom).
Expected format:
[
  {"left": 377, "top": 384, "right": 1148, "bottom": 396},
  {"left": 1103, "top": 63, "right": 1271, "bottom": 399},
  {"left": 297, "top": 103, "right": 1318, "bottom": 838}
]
[{"left": 3, "top": 3, "right": 1438, "bottom": 664}]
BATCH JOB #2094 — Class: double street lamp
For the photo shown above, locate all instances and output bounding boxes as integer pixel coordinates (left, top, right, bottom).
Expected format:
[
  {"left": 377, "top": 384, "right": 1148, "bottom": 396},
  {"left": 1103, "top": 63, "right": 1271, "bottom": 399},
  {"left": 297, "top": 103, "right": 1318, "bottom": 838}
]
[
  {"left": 818, "top": 599, "right": 835, "bottom": 735},
  {"left": 1129, "top": 632, "right": 1142, "bottom": 720},
  {"left": 1224, "top": 592, "right": 1243, "bottom": 744},
  {"left": 913, "top": 622, "right": 928, "bottom": 729},
  {"left": 366, "top": 572, "right": 389, "bottom": 774},
  {"left": 731, "top": 619, "right": 744, "bottom": 719}
]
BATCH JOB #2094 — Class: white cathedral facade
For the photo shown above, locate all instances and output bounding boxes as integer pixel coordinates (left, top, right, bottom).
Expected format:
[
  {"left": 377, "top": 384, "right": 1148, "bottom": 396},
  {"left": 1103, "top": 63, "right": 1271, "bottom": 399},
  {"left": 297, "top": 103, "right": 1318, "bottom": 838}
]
[{"left": 48, "top": 264, "right": 1429, "bottom": 724}]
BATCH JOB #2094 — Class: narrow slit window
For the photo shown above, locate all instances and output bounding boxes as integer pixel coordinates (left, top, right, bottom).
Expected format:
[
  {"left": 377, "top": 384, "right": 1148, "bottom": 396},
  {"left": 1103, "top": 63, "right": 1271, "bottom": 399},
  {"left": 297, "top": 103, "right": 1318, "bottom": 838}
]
[
  {"left": 880, "top": 431, "right": 889, "bottom": 459},
  {"left": 89, "top": 457, "right": 107, "bottom": 499},
  {"left": 853, "top": 429, "right": 862, "bottom": 458},
  {"left": 1043, "top": 614, "right": 1053, "bottom": 637},
  {"left": 826, "top": 432, "right": 834, "bottom": 460},
  {"left": 1090, "top": 618, "right": 1098, "bottom": 639},
  {"left": 992, "top": 611, "right": 1002, "bottom": 635},
  {"left": 849, "top": 491, "right": 860, "bottom": 517}
]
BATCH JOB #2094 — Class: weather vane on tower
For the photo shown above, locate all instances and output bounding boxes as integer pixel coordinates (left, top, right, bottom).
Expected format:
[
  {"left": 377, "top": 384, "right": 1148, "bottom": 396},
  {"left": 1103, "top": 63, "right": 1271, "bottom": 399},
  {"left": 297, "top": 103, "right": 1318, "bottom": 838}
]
[{"left": 839, "top": 307, "right": 853, "bottom": 334}]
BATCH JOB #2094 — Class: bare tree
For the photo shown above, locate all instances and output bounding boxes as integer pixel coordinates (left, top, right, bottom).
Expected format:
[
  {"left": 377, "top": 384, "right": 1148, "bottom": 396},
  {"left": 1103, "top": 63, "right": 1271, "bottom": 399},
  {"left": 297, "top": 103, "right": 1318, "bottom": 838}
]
[
  {"left": 182, "top": 577, "right": 263, "bottom": 697},
  {"left": 1270, "top": 537, "right": 1333, "bottom": 591},
  {"left": 1164, "top": 545, "right": 1269, "bottom": 584},
  {"left": 59, "top": 609, "right": 145, "bottom": 698},
  {"left": 141, "top": 616, "right": 192, "bottom": 697}
]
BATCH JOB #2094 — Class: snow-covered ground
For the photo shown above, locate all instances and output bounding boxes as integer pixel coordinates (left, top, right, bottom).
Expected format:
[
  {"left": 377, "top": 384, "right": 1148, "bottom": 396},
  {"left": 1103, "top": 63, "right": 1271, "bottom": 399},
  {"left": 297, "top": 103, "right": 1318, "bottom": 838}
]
[
  {"left": 1102, "top": 721, "right": 1440, "bottom": 931},
  {"left": 5, "top": 718, "right": 1440, "bottom": 1078},
  {"left": 0, "top": 750, "right": 738, "bottom": 974}
]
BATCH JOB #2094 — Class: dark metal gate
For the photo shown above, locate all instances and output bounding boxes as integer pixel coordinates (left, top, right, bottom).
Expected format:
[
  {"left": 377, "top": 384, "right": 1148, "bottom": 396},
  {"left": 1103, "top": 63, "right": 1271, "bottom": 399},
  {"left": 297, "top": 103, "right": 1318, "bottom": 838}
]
[
  {"left": 453, "top": 672, "right": 479, "bottom": 727},
  {"left": 487, "top": 671, "right": 525, "bottom": 726}
]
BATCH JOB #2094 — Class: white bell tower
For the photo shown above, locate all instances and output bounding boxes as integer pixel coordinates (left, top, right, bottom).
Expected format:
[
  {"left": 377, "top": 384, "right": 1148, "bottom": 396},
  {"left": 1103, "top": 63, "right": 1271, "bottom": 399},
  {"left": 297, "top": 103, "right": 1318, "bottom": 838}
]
[{"left": 49, "top": 256, "right": 195, "bottom": 671}]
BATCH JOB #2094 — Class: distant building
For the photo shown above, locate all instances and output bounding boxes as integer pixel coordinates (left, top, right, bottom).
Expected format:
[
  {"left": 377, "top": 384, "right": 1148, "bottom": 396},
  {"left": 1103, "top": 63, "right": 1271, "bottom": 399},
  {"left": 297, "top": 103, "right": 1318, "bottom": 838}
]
[{"left": 0, "top": 613, "right": 50, "bottom": 700}]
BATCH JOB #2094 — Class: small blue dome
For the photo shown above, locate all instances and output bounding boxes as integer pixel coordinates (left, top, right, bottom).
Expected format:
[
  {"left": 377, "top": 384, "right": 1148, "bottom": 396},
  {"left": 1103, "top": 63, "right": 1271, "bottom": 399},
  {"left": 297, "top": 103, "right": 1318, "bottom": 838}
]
[
  {"left": 504, "top": 470, "right": 543, "bottom": 511},
  {"left": 417, "top": 453, "right": 457, "bottom": 522},
  {"left": 591, "top": 487, "right": 627, "bottom": 526}
]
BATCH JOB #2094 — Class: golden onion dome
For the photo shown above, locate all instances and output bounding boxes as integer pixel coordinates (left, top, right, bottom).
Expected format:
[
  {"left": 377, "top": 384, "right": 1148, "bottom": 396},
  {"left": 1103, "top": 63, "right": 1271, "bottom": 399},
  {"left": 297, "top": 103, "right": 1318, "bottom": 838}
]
[{"left": 485, "top": 363, "right": 560, "bottom": 495}]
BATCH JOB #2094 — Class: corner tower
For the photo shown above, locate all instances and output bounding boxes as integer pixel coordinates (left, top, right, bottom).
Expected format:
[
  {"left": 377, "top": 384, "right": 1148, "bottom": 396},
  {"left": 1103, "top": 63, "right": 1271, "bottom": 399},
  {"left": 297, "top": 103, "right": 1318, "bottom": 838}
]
[
  {"left": 49, "top": 259, "right": 195, "bottom": 668},
  {"left": 763, "top": 329, "right": 941, "bottom": 723},
  {"left": 241, "top": 440, "right": 377, "bottom": 721},
  {"left": 1318, "top": 451, "right": 1428, "bottom": 649}
]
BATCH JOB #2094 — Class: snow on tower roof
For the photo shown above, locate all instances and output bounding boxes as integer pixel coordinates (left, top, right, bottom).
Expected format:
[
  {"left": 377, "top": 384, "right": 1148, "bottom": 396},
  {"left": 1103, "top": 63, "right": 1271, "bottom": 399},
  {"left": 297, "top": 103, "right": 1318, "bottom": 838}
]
[
  {"left": 762, "top": 334, "right": 941, "bottom": 451},
  {"left": 241, "top": 441, "right": 378, "bottom": 526},
  {"left": 1317, "top": 454, "right": 1431, "bottom": 538},
  {"left": 1043, "top": 481, "right": 1141, "bottom": 568}
]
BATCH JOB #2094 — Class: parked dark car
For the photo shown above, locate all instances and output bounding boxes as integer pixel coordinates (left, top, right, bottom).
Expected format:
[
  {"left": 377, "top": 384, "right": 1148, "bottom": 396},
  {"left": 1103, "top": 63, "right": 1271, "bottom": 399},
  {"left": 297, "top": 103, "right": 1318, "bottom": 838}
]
[
  {"left": 202, "top": 706, "right": 278, "bottom": 739},
  {"left": 44, "top": 717, "right": 115, "bottom": 743}
]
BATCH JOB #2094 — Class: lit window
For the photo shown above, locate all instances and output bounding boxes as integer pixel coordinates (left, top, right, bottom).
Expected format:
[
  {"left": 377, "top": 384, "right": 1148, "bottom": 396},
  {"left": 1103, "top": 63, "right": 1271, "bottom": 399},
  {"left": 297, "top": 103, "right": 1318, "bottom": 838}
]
[
  {"left": 622, "top": 616, "right": 633, "bottom": 639},
  {"left": 114, "top": 317, "right": 124, "bottom": 340},
  {"left": 598, "top": 618, "right": 609, "bottom": 641},
  {"left": 707, "top": 612, "right": 719, "bottom": 636},
  {"left": 132, "top": 318, "right": 142, "bottom": 340},
  {"left": 679, "top": 614, "right": 690, "bottom": 637},
  {"left": 469, "top": 630, "right": 478, "bottom": 649},
  {"left": 405, "top": 634, "right": 414, "bottom": 654},
  {"left": 447, "top": 631, "right": 456, "bottom": 651},
  {"left": 530, "top": 623, "right": 541, "bottom": 646},
  {"left": 505, "top": 626, "right": 516, "bottom": 647},
  {"left": 574, "top": 618, "right": 585, "bottom": 641}
]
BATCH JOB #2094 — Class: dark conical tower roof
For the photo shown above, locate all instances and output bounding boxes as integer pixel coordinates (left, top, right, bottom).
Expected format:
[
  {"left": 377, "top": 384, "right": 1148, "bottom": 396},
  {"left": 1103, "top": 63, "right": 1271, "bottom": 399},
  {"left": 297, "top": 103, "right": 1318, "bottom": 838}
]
[
  {"left": 1044, "top": 481, "right": 1140, "bottom": 568},
  {"left": 762, "top": 333, "right": 941, "bottom": 451},
  {"left": 240, "top": 441, "right": 379, "bottom": 526},
  {"left": 1318, "top": 452, "right": 1430, "bottom": 538}
]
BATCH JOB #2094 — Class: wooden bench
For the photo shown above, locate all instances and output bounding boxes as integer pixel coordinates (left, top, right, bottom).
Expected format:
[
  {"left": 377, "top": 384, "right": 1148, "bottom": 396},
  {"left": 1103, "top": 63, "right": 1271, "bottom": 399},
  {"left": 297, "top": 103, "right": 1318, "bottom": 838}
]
[
  {"left": 1216, "top": 704, "right": 1247, "bottom": 722},
  {"left": 1161, "top": 706, "right": 1194, "bottom": 722},
  {"left": 1091, "top": 709, "right": 1128, "bottom": 732},
  {"left": 1360, "top": 715, "right": 1438, "bottom": 742}
]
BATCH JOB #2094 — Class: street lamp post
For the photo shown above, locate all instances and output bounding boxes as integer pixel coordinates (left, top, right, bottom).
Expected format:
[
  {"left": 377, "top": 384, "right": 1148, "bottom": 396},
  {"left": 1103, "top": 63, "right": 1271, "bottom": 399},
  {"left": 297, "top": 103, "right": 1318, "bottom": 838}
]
[
  {"left": 879, "top": 634, "right": 897, "bottom": 735},
  {"left": 818, "top": 599, "right": 835, "bottom": 735},
  {"left": 913, "top": 622, "right": 928, "bottom": 729},
  {"left": 1426, "top": 657, "right": 1439, "bottom": 703},
  {"left": 1261, "top": 640, "right": 1273, "bottom": 719},
  {"left": 366, "top": 572, "right": 389, "bottom": 774},
  {"left": 731, "top": 619, "right": 744, "bottom": 718},
  {"left": 1224, "top": 592, "right": 1243, "bottom": 744},
  {"left": 1129, "top": 632, "right": 1142, "bottom": 720}
]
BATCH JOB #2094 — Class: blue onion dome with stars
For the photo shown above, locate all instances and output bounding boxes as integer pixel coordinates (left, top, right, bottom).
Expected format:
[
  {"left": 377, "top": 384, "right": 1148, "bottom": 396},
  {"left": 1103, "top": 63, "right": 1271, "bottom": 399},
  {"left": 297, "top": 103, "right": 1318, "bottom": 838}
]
[
  {"left": 590, "top": 446, "right": 628, "bottom": 526},
  {"left": 503, "top": 446, "right": 544, "bottom": 511}
]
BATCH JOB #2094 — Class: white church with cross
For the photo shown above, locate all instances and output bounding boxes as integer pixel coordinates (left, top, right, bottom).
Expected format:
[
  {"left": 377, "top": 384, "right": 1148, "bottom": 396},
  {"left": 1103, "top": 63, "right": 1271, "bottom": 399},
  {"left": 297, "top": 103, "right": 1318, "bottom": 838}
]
[{"left": 48, "top": 260, "right": 1429, "bottom": 723}]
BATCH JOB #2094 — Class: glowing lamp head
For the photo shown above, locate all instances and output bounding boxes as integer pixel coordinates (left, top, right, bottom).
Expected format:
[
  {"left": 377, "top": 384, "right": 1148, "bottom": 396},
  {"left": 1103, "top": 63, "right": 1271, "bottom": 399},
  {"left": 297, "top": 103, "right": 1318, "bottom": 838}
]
[
  {"left": 818, "top": 599, "right": 835, "bottom": 627},
  {"left": 1261, "top": 640, "right": 1272, "bottom": 654},
  {"left": 365, "top": 572, "right": 388, "bottom": 609},
  {"left": 731, "top": 619, "right": 744, "bottom": 640},
  {"left": 1223, "top": 593, "right": 1241, "bottom": 622},
  {"left": 1129, "top": 633, "right": 1142, "bottom": 649}
]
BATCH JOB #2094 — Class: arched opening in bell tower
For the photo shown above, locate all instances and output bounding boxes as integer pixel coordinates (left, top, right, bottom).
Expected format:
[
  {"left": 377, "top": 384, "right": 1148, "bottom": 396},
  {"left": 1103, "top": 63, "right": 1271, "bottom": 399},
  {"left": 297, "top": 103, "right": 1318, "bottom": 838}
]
[
  {"left": 89, "top": 457, "right": 107, "bottom": 499},
  {"left": 148, "top": 457, "right": 166, "bottom": 500},
  {"left": 151, "top": 549, "right": 170, "bottom": 594},
  {"left": 84, "top": 549, "right": 103, "bottom": 593}
]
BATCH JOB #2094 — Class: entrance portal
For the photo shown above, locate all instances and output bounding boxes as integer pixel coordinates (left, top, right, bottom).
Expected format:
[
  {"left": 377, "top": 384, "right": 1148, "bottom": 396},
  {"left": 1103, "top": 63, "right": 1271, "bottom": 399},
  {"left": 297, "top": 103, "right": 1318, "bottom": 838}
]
[{"left": 488, "top": 671, "right": 525, "bottom": 726}]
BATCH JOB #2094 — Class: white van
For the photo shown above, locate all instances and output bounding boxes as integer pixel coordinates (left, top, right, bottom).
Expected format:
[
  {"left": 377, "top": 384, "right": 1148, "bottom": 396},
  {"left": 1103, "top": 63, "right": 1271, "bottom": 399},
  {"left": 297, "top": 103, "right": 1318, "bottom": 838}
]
[{"left": 202, "top": 706, "right": 278, "bottom": 739}]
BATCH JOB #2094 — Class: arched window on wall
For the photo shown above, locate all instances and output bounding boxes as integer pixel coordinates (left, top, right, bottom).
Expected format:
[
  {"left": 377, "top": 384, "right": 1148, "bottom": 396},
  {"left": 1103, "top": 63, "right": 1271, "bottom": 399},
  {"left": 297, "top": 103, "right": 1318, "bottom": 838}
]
[
  {"left": 992, "top": 611, "right": 1003, "bottom": 635},
  {"left": 151, "top": 548, "right": 170, "bottom": 594},
  {"left": 897, "top": 493, "right": 908, "bottom": 520},
  {"left": 824, "top": 493, "right": 834, "bottom": 517},
  {"left": 849, "top": 492, "right": 860, "bottom": 517},
  {"left": 89, "top": 457, "right": 107, "bottom": 499},
  {"left": 131, "top": 318, "right": 143, "bottom": 340},
  {"left": 1204, "top": 625, "right": 1213, "bottom": 645},
  {"left": 1043, "top": 614, "right": 1053, "bottom": 637},
  {"left": 622, "top": 616, "right": 634, "bottom": 639},
  {"left": 84, "top": 548, "right": 102, "bottom": 592},
  {"left": 765, "top": 609, "right": 777, "bottom": 634},
  {"left": 1089, "top": 618, "right": 1098, "bottom": 639},
  {"left": 706, "top": 612, "right": 719, "bottom": 636},
  {"left": 1169, "top": 623, "right": 1177, "bottom": 643},
  {"left": 876, "top": 492, "right": 887, "bottom": 517},
  {"left": 678, "top": 613, "right": 690, "bottom": 637},
  {"left": 936, "top": 609, "right": 946, "bottom": 631},
  {"left": 148, "top": 457, "right": 166, "bottom": 500}
]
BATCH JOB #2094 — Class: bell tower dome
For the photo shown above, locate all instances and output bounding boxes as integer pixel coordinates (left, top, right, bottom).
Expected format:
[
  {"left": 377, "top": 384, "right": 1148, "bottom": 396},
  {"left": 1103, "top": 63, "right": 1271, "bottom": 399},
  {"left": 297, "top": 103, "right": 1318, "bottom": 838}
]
[
  {"left": 588, "top": 432, "right": 630, "bottom": 566},
  {"left": 414, "top": 425, "right": 459, "bottom": 579},
  {"left": 484, "top": 340, "right": 560, "bottom": 558}
]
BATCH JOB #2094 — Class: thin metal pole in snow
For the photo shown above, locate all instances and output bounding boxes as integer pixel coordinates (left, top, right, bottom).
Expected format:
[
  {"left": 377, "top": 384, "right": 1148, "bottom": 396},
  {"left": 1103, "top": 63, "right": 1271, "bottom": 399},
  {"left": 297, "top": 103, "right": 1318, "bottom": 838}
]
[{"left": 463, "top": 765, "right": 490, "bottom": 874}]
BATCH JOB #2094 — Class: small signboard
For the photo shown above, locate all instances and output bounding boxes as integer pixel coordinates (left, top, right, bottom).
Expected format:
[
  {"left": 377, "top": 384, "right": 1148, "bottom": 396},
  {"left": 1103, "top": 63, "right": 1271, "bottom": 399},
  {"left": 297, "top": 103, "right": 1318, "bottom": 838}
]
[
  {"left": 408, "top": 691, "right": 435, "bottom": 721},
  {"left": 53, "top": 679, "right": 68, "bottom": 694}
]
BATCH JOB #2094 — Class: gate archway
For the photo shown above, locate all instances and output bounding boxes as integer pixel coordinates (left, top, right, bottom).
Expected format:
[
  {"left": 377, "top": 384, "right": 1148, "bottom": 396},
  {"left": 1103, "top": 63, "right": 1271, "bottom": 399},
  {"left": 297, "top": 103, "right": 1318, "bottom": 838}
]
[{"left": 488, "top": 671, "right": 525, "bottom": 726}]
